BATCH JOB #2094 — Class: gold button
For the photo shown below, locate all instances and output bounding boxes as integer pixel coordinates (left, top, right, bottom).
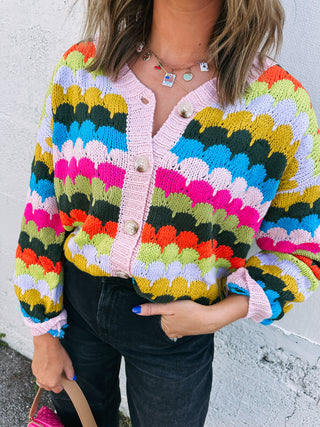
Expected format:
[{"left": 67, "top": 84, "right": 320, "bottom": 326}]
[
  {"left": 135, "top": 156, "right": 149, "bottom": 173},
  {"left": 178, "top": 101, "right": 193, "bottom": 118},
  {"left": 115, "top": 271, "right": 130, "bottom": 279},
  {"left": 141, "top": 96, "right": 149, "bottom": 105},
  {"left": 125, "top": 220, "right": 139, "bottom": 235}
]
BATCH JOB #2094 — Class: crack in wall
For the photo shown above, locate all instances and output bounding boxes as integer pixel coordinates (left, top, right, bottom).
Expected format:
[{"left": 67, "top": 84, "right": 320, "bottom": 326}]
[
  {"left": 284, "top": 392, "right": 298, "bottom": 426},
  {"left": 258, "top": 346, "right": 320, "bottom": 403}
]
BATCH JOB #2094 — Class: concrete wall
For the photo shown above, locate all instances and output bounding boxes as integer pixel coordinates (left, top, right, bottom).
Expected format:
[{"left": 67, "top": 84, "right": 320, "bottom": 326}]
[{"left": 1, "top": 1, "right": 320, "bottom": 425}]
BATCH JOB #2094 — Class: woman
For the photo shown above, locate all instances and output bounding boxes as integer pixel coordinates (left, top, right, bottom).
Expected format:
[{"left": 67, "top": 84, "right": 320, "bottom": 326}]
[{"left": 15, "top": 0, "right": 320, "bottom": 426}]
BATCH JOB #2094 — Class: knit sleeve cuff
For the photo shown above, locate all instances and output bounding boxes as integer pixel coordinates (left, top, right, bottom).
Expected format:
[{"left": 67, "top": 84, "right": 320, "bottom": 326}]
[
  {"left": 24, "top": 310, "right": 68, "bottom": 338},
  {"left": 227, "top": 267, "right": 272, "bottom": 322}
]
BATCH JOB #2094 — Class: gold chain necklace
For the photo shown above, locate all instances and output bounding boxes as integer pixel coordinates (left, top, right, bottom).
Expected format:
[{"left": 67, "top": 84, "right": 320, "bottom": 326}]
[
  {"left": 137, "top": 42, "right": 212, "bottom": 92},
  {"left": 148, "top": 48, "right": 207, "bottom": 77}
]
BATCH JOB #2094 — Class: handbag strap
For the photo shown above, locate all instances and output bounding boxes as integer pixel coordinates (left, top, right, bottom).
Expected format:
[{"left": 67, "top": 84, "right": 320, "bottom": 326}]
[{"left": 28, "top": 374, "right": 97, "bottom": 427}]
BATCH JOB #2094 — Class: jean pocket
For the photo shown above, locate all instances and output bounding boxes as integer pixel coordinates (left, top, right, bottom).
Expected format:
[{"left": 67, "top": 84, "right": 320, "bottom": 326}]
[{"left": 154, "top": 315, "right": 180, "bottom": 344}]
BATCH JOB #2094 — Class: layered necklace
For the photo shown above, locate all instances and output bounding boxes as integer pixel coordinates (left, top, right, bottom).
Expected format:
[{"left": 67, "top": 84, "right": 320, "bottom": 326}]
[{"left": 136, "top": 42, "right": 212, "bottom": 93}]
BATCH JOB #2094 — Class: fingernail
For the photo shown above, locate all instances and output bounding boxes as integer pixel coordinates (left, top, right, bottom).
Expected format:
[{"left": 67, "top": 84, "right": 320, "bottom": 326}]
[
  {"left": 132, "top": 306, "right": 141, "bottom": 314},
  {"left": 73, "top": 375, "right": 77, "bottom": 381}
]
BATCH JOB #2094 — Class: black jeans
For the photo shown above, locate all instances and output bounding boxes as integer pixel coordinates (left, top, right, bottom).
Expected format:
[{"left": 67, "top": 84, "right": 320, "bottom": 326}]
[{"left": 51, "top": 261, "right": 214, "bottom": 427}]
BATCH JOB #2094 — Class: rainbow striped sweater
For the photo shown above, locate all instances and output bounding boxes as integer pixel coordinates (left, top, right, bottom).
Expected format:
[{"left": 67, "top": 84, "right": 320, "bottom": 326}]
[{"left": 15, "top": 42, "right": 320, "bottom": 337}]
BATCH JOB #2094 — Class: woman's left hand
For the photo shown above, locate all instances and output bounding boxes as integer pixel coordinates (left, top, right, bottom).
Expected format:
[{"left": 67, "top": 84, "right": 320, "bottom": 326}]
[{"left": 132, "top": 294, "right": 249, "bottom": 339}]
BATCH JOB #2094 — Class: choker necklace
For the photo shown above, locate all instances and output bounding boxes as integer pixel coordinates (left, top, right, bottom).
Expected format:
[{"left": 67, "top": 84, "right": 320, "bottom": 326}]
[{"left": 136, "top": 42, "right": 211, "bottom": 91}]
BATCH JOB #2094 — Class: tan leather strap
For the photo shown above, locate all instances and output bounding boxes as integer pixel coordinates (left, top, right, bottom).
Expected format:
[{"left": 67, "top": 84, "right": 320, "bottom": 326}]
[
  {"left": 29, "top": 387, "right": 44, "bottom": 422},
  {"left": 28, "top": 374, "right": 97, "bottom": 427}
]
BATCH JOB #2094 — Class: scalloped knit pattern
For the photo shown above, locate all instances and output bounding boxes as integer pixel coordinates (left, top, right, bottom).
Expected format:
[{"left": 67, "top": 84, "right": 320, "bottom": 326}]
[{"left": 14, "top": 41, "right": 320, "bottom": 336}]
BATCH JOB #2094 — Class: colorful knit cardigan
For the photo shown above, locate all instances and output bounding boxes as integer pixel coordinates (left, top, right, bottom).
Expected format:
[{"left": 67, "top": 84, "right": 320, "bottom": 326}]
[{"left": 14, "top": 42, "right": 320, "bottom": 337}]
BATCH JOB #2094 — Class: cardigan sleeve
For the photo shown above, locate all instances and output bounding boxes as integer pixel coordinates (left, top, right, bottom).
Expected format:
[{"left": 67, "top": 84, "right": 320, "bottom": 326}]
[
  {"left": 226, "top": 83, "right": 320, "bottom": 324},
  {"left": 14, "top": 60, "right": 68, "bottom": 338}
]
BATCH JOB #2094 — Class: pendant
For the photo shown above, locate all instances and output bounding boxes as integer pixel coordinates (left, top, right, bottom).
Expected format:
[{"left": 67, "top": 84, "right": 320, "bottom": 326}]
[
  {"left": 162, "top": 73, "right": 176, "bottom": 87},
  {"left": 143, "top": 51, "right": 151, "bottom": 61},
  {"left": 200, "top": 62, "right": 209, "bottom": 72},
  {"left": 183, "top": 71, "right": 193, "bottom": 82},
  {"left": 136, "top": 42, "right": 145, "bottom": 53}
]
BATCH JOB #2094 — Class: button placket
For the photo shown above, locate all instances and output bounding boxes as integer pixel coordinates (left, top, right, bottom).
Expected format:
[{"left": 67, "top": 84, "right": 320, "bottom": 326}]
[
  {"left": 108, "top": 86, "right": 155, "bottom": 278},
  {"left": 109, "top": 65, "right": 216, "bottom": 278}
]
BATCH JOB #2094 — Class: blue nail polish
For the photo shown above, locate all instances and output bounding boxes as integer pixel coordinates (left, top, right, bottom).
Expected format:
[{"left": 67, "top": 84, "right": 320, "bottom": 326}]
[
  {"left": 132, "top": 306, "right": 141, "bottom": 314},
  {"left": 73, "top": 375, "right": 77, "bottom": 381}
]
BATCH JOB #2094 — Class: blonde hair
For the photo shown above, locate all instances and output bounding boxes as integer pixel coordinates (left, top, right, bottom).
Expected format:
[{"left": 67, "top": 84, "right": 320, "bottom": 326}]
[{"left": 79, "top": 0, "right": 284, "bottom": 105}]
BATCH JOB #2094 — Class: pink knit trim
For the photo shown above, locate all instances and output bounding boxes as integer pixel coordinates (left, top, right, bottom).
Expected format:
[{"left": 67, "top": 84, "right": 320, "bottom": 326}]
[
  {"left": 24, "top": 310, "right": 67, "bottom": 336},
  {"left": 227, "top": 268, "right": 272, "bottom": 322},
  {"left": 110, "top": 65, "right": 220, "bottom": 276}
]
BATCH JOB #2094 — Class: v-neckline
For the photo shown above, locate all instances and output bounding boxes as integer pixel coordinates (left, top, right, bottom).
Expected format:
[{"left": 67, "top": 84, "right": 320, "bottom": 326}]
[
  {"left": 113, "top": 63, "right": 218, "bottom": 146},
  {"left": 111, "top": 57, "right": 276, "bottom": 153}
]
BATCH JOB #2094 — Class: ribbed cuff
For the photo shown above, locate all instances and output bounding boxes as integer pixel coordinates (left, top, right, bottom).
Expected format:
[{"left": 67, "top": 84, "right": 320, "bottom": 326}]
[
  {"left": 24, "top": 310, "right": 68, "bottom": 338},
  {"left": 227, "top": 267, "right": 272, "bottom": 322}
]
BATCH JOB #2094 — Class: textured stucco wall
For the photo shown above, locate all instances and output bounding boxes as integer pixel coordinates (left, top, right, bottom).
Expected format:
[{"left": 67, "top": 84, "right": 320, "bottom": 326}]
[{"left": 1, "top": 1, "right": 320, "bottom": 425}]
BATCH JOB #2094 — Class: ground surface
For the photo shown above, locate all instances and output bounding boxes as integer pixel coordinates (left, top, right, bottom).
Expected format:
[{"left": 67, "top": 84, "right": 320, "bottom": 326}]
[{"left": 0, "top": 343, "right": 131, "bottom": 426}]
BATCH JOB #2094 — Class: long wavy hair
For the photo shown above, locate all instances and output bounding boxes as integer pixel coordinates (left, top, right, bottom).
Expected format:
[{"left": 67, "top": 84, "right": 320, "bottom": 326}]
[{"left": 79, "top": 0, "right": 285, "bottom": 105}]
